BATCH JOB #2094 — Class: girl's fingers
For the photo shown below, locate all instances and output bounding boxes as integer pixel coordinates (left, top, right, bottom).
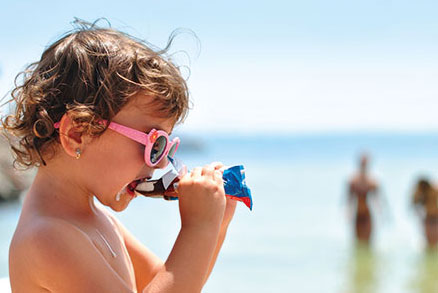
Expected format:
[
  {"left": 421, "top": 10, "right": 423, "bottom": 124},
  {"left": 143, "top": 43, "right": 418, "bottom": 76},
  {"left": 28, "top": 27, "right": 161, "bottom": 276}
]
[
  {"left": 210, "top": 162, "right": 225, "bottom": 173},
  {"left": 213, "top": 170, "right": 224, "bottom": 185},
  {"left": 190, "top": 163, "right": 225, "bottom": 183},
  {"left": 191, "top": 167, "right": 202, "bottom": 178},
  {"left": 201, "top": 164, "right": 215, "bottom": 178},
  {"left": 210, "top": 162, "right": 225, "bottom": 184},
  {"left": 210, "top": 162, "right": 224, "bottom": 169}
]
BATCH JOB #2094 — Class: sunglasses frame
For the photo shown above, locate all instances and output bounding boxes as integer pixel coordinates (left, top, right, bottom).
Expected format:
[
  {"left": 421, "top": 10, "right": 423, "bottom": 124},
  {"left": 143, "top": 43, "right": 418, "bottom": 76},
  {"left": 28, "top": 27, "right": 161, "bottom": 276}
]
[
  {"left": 107, "top": 121, "right": 180, "bottom": 167},
  {"left": 54, "top": 120, "right": 179, "bottom": 167}
]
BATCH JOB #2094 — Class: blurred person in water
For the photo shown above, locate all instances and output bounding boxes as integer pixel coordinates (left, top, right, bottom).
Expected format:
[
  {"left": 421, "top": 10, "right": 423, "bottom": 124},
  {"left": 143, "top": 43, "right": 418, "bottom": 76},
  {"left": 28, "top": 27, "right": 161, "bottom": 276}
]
[
  {"left": 412, "top": 178, "right": 438, "bottom": 249},
  {"left": 347, "top": 153, "right": 380, "bottom": 245}
]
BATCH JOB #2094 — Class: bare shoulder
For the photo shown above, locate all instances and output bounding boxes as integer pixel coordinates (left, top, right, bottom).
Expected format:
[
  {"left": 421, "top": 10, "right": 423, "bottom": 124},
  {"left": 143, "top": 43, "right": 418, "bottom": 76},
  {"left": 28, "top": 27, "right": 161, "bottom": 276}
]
[
  {"left": 9, "top": 218, "right": 88, "bottom": 286},
  {"left": 10, "top": 216, "right": 88, "bottom": 265},
  {"left": 10, "top": 216, "right": 133, "bottom": 292},
  {"left": 349, "top": 175, "right": 359, "bottom": 189},
  {"left": 9, "top": 217, "right": 78, "bottom": 291},
  {"left": 349, "top": 174, "right": 360, "bottom": 184},
  {"left": 368, "top": 177, "right": 379, "bottom": 190}
]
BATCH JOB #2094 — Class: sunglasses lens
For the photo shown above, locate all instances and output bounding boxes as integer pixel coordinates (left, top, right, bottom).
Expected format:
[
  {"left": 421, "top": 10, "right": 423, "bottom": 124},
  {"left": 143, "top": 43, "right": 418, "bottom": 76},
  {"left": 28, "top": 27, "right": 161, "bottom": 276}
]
[
  {"left": 150, "top": 135, "right": 167, "bottom": 164},
  {"left": 168, "top": 143, "right": 177, "bottom": 158}
]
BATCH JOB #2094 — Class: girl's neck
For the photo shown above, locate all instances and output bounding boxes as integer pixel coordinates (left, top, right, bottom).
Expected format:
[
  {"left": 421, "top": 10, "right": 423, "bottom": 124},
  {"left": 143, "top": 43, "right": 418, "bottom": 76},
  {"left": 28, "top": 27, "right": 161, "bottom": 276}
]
[{"left": 29, "top": 165, "right": 96, "bottom": 217}]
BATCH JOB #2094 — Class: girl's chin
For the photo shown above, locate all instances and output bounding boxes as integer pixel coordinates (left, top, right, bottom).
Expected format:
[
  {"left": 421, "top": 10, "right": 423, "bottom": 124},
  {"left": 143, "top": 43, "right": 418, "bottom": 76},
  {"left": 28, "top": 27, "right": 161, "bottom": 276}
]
[
  {"left": 111, "top": 203, "right": 128, "bottom": 212},
  {"left": 110, "top": 186, "right": 137, "bottom": 211}
]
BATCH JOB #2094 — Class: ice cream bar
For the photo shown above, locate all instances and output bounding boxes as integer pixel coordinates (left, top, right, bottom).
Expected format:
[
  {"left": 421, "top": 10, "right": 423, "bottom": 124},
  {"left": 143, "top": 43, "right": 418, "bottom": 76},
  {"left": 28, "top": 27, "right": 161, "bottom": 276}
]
[{"left": 134, "top": 159, "right": 253, "bottom": 210}]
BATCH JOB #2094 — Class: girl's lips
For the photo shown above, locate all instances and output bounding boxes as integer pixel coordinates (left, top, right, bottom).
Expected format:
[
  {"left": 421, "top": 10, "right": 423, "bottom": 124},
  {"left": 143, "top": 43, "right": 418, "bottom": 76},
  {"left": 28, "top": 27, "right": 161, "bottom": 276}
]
[
  {"left": 127, "top": 177, "right": 150, "bottom": 196},
  {"left": 127, "top": 181, "right": 138, "bottom": 196}
]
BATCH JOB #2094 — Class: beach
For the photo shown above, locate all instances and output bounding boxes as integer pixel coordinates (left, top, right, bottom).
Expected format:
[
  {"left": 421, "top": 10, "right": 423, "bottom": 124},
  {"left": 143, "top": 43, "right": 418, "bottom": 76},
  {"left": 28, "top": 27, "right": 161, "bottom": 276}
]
[{"left": 1, "top": 132, "right": 437, "bottom": 292}]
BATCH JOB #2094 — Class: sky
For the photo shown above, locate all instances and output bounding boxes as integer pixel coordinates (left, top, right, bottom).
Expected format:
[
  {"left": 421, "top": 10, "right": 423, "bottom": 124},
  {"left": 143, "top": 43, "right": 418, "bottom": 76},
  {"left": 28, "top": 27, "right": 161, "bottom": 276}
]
[{"left": 1, "top": 0, "right": 438, "bottom": 134}]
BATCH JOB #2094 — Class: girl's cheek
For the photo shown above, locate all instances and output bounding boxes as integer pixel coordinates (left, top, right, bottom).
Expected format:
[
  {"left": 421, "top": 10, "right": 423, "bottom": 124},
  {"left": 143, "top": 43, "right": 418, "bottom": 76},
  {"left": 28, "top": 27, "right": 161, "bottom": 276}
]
[{"left": 138, "top": 145, "right": 146, "bottom": 161}]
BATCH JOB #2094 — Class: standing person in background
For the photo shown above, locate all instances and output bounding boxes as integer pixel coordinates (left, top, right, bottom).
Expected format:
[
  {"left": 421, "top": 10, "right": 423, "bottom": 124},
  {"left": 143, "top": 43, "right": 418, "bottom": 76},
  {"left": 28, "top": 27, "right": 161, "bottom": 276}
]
[
  {"left": 347, "top": 153, "right": 379, "bottom": 245},
  {"left": 412, "top": 178, "right": 438, "bottom": 249}
]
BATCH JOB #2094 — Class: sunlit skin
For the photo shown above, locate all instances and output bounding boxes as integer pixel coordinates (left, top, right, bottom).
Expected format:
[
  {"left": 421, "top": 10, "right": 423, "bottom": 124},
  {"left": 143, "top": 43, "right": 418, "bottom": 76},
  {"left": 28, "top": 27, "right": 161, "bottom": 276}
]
[
  {"left": 348, "top": 154, "right": 379, "bottom": 244},
  {"left": 413, "top": 180, "right": 438, "bottom": 249},
  {"left": 9, "top": 92, "right": 237, "bottom": 292}
]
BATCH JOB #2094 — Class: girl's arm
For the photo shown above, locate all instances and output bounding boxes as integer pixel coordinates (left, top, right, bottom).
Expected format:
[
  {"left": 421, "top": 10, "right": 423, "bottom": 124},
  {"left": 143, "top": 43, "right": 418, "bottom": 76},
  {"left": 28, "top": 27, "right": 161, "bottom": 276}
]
[
  {"left": 112, "top": 220, "right": 164, "bottom": 291},
  {"left": 116, "top": 163, "right": 232, "bottom": 293},
  {"left": 204, "top": 197, "right": 237, "bottom": 283},
  {"left": 112, "top": 197, "right": 236, "bottom": 292}
]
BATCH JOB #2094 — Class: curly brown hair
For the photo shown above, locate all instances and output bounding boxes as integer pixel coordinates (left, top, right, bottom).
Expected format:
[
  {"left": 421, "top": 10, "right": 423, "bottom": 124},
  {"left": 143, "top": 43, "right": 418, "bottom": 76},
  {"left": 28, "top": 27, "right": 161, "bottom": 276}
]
[{"left": 1, "top": 20, "right": 190, "bottom": 169}]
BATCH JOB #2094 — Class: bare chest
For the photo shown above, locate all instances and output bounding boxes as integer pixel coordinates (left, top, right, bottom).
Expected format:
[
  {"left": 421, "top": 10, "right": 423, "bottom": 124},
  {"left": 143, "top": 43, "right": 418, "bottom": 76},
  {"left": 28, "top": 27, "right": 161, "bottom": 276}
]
[{"left": 85, "top": 218, "right": 136, "bottom": 290}]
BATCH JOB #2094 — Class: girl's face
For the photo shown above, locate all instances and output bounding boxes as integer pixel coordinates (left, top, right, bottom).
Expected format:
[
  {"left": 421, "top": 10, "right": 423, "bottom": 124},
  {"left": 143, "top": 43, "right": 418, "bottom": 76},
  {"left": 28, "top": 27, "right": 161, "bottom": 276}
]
[{"left": 81, "top": 94, "right": 175, "bottom": 211}]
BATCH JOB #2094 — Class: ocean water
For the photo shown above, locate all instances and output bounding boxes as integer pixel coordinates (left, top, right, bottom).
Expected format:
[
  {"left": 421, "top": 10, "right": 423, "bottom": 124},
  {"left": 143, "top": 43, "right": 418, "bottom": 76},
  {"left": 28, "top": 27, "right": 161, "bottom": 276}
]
[{"left": 1, "top": 133, "right": 437, "bottom": 292}]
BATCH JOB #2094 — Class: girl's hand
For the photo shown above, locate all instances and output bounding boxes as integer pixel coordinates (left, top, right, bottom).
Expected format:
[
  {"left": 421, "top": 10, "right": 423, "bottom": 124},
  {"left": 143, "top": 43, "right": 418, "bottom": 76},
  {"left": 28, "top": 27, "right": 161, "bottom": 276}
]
[
  {"left": 177, "top": 163, "right": 226, "bottom": 230},
  {"left": 210, "top": 162, "right": 237, "bottom": 230}
]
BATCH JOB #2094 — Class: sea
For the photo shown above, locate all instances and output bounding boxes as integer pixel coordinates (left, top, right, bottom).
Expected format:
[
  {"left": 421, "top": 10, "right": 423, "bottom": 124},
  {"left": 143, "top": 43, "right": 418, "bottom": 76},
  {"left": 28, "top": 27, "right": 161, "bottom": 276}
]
[{"left": 0, "top": 132, "right": 437, "bottom": 293}]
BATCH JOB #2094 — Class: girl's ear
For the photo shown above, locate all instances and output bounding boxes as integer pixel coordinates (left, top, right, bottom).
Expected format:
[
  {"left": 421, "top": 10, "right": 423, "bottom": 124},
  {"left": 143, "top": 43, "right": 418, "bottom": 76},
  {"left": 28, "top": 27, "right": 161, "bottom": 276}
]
[{"left": 58, "top": 114, "right": 88, "bottom": 159}]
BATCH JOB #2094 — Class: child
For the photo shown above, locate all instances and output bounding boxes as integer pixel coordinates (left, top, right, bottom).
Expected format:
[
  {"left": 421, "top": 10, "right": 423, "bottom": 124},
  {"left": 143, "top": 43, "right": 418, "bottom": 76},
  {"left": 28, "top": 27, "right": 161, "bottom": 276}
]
[{"left": 3, "top": 20, "right": 237, "bottom": 292}]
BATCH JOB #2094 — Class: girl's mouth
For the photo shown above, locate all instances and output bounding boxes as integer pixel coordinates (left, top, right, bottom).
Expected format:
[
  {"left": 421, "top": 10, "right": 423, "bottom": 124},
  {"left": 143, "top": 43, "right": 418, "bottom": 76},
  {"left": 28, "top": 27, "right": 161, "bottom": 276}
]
[
  {"left": 126, "top": 181, "right": 138, "bottom": 196},
  {"left": 127, "top": 180, "right": 139, "bottom": 196},
  {"left": 126, "top": 177, "right": 150, "bottom": 196}
]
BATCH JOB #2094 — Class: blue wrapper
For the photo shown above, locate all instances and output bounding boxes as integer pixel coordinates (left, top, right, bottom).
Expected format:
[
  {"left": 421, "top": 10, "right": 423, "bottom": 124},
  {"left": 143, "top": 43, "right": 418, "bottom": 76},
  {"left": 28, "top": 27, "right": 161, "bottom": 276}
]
[
  {"left": 223, "top": 165, "right": 253, "bottom": 210},
  {"left": 152, "top": 158, "right": 253, "bottom": 210}
]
